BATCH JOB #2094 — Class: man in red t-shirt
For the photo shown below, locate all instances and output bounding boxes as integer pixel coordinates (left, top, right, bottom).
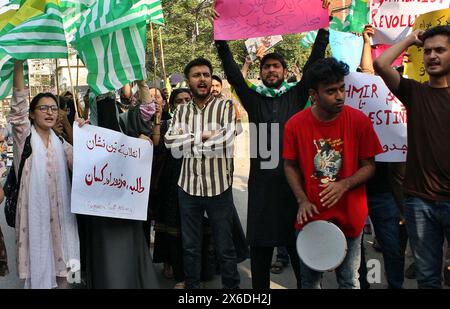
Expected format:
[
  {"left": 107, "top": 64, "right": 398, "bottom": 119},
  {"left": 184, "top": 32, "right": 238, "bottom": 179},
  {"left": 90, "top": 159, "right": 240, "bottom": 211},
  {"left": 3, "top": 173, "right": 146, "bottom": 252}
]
[{"left": 283, "top": 58, "right": 383, "bottom": 289}]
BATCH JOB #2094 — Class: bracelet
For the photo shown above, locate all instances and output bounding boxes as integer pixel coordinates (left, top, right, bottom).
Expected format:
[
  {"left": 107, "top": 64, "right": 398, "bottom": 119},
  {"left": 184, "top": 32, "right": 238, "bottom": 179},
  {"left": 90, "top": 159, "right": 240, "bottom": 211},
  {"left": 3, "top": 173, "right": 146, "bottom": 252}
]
[{"left": 152, "top": 133, "right": 161, "bottom": 136}]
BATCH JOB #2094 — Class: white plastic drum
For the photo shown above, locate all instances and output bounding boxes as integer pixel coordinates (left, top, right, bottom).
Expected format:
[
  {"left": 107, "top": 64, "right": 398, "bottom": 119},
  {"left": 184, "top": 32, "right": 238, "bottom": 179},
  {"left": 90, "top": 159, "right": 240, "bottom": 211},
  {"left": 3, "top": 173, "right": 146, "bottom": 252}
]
[{"left": 296, "top": 220, "right": 347, "bottom": 272}]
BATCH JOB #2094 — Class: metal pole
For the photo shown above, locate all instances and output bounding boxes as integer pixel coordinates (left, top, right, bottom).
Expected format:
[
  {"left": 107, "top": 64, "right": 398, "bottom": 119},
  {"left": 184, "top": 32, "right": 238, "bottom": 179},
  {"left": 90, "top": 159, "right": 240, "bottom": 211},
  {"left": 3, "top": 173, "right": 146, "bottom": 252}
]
[
  {"left": 55, "top": 59, "right": 60, "bottom": 106},
  {"left": 158, "top": 27, "right": 167, "bottom": 82},
  {"left": 66, "top": 54, "right": 80, "bottom": 117},
  {"left": 149, "top": 22, "right": 157, "bottom": 85}
]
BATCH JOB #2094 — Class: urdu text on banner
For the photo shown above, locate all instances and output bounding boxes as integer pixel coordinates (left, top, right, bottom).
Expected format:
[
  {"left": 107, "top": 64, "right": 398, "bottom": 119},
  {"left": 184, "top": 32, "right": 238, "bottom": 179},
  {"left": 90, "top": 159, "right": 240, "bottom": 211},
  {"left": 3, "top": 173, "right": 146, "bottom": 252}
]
[
  {"left": 344, "top": 72, "right": 408, "bottom": 162},
  {"left": 71, "top": 124, "right": 153, "bottom": 220},
  {"left": 213, "top": 0, "right": 329, "bottom": 40}
]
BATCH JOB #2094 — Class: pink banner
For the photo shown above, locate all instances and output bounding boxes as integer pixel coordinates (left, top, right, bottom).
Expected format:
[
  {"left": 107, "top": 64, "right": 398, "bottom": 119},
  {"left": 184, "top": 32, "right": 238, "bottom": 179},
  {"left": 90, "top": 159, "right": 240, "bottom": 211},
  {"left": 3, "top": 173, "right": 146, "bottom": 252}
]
[
  {"left": 214, "top": 0, "right": 329, "bottom": 40},
  {"left": 371, "top": 44, "right": 404, "bottom": 68}
]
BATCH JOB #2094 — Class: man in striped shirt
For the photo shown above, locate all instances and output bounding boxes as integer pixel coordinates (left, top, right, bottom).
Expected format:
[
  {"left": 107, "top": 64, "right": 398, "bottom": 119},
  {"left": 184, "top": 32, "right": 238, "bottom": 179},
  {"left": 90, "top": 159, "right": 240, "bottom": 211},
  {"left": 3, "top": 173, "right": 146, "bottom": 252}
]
[{"left": 164, "top": 57, "right": 239, "bottom": 289}]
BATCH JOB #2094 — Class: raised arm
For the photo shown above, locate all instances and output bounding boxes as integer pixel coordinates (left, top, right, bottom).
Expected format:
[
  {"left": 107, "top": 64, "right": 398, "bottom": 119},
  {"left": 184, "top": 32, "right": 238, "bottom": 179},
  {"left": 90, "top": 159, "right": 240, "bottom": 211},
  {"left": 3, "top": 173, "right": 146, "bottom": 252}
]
[
  {"left": 294, "top": 28, "right": 330, "bottom": 106},
  {"left": 374, "top": 30, "right": 424, "bottom": 92},
  {"left": 215, "top": 40, "right": 253, "bottom": 99},
  {"left": 301, "top": 28, "right": 330, "bottom": 78},
  {"left": 9, "top": 60, "right": 30, "bottom": 176},
  {"left": 241, "top": 56, "right": 252, "bottom": 80},
  {"left": 360, "top": 25, "right": 375, "bottom": 74}
]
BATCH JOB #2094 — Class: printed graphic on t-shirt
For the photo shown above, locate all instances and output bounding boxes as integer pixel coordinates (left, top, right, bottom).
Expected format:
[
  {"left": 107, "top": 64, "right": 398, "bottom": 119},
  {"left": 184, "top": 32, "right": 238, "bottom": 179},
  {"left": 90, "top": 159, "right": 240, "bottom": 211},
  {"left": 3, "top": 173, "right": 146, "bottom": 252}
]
[{"left": 313, "top": 138, "right": 343, "bottom": 184}]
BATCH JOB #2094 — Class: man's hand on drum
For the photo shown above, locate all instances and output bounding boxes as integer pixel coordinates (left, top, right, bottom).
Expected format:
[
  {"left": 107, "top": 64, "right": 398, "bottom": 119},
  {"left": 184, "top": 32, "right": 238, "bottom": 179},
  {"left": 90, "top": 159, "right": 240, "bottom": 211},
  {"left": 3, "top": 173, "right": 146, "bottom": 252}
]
[
  {"left": 297, "top": 200, "right": 319, "bottom": 225},
  {"left": 319, "top": 180, "right": 349, "bottom": 208}
]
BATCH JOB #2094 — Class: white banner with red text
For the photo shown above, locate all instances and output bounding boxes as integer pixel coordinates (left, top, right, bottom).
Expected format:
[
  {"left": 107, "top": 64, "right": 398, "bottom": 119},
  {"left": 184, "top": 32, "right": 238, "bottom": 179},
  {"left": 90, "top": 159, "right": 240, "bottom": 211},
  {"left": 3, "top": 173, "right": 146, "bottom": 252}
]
[
  {"left": 344, "top": 72, "right": 407, "bottom": 162},
  {"left": 71, "top": 124, "right": 153, "bottom": 220}
]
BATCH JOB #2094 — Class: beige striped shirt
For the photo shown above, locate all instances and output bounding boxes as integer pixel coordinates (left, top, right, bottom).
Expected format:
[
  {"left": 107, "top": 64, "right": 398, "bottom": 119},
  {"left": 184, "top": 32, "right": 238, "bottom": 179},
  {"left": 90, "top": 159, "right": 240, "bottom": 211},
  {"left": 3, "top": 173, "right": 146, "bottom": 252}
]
[{"left": 164, "top": 95, "right": 236, "bottom": 197}]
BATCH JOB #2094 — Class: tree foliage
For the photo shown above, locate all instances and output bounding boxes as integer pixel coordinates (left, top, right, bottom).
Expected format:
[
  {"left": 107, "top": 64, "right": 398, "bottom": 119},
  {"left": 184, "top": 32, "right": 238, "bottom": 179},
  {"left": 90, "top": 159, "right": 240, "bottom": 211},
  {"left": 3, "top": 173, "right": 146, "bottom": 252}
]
[{"left": 148, "top": 0, "right": 320, "bottom": 82}]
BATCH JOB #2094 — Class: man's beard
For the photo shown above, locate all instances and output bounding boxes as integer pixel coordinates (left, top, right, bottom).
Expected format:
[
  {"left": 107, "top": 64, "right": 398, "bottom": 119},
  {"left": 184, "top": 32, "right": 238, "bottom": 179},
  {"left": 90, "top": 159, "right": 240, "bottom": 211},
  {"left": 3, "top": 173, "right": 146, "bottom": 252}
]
[
  {"left": 191, "top": 87, "right": 210, "bottom": 99},
  {"left": 262, "top": 76, "right": 284, "bottom": 89}
]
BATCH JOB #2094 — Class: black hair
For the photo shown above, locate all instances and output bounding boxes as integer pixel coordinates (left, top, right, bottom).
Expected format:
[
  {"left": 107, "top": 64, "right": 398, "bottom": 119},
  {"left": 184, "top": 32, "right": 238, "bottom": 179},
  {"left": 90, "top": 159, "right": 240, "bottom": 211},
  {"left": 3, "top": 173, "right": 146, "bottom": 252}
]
[
  {"left": 183, "top": 57, "right": 213, "bottom": 79},
  {"left": 29, "top": 92, "right": 59, "bottom": 124},
  {"left": 260, "top": 53, "right": 287, "bottom": 71},
  {"left": 305, "top": 58, "right": 350, "bottom": 91},
  {"left": 212, "top": 75, "right": 223, "bottom": 85},
  {"left": 169, "top": 88, "right": 192, "bottom": 110},
  {"left": 29, "top": 92, "right": 58, "bottom": 112},
  {"left": 57, "top": 95, "right": 67, "bottom": 110},
  {"left": 422, "top": 25, "right": 450, "bottom": 45}
]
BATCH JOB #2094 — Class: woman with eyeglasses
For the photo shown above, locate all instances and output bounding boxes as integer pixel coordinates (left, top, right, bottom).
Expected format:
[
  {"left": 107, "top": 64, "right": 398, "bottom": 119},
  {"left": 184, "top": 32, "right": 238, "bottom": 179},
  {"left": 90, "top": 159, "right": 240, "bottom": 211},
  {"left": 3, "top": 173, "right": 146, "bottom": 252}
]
[{"left": 9, "top": 60, "right": 87, "bottom": 289}]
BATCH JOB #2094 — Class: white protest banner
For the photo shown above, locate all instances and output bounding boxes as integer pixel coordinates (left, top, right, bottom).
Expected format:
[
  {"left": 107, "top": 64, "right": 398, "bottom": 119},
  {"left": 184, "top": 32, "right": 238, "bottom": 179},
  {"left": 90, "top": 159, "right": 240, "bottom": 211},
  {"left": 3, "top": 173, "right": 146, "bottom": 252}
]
[
  {"left": 71, "top": 124, "right": 153, "bottom": 220},
  {"left": 370, "top": 0, "right": 450, "bottom": 45},
  {"left": 344, "top": 72, "right": 407, "bottom": 162}
]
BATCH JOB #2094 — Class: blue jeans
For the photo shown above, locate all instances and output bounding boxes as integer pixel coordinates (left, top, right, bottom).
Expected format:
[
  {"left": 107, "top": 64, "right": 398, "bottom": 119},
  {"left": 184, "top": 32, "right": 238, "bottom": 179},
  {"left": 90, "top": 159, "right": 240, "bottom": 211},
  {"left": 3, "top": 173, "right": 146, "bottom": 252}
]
[
  {"left": 368, "top": 192, "right": 405, "bottom": 288},
  {"left": 276, "top": 247, "right": 290, "bottom": 265},
  {"left": 300, "top": 233, "right": 362, "bottom": 289},
  {"left": 178, "top": 187, "right": 240, "bottom": 289},
  {"left": 404, "top": 196, "right": 450, "bottom": 288}
]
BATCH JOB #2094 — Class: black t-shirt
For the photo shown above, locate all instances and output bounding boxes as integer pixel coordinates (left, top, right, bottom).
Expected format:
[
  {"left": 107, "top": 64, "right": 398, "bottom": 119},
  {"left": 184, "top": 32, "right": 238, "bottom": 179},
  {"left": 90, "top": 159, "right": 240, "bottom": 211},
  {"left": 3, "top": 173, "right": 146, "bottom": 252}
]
[
  {"left": 393, "top": 77, "right": 450, "bottom": 201},
  {"left": 367, "top": 162, "right": 391, "bottom": 195}
]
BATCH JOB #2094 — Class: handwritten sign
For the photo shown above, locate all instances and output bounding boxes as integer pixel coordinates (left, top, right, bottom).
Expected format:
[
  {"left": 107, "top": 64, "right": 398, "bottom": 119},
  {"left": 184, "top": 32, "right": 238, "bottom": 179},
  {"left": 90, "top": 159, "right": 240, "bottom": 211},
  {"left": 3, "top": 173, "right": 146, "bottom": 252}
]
[
  {"left": 329, "top": 29, "right": 364, "bottom": 72},
  {"left": 370, "top": 0, "right": 450, "bottom": 45},
  {"left": 404, "top": 8, "right": 450, "bottom": 83},
  {"left": 344, "top": 72, "right": 407, "bottom": 162},
  {"left": 213, "top": 0, "right": 329, "bottom": 40},
  {"left": 71, "top": 125, "right": 153, "bottom": 220}
]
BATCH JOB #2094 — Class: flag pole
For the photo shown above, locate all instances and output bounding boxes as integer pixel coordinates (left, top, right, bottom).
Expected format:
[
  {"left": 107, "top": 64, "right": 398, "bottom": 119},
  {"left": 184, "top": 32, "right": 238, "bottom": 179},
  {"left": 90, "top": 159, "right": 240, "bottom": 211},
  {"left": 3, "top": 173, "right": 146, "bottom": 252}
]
[
  {"left": 149, "top": 22, "right": 158, "bottom": 86},
  {"left": 55, "top": 59, "right": 60, "bottom": 106},
  {"left": 158, "top": 26, "right": 167, "bottom": 82},
  {"left": 66, "top": 53, "right": 80, "bottom": 117},
  {"left": 75, "top": 58, "right": 82, "bottom": 118},
  {"left": 27, "top": 61, "right": 31, "bottom": 103}
]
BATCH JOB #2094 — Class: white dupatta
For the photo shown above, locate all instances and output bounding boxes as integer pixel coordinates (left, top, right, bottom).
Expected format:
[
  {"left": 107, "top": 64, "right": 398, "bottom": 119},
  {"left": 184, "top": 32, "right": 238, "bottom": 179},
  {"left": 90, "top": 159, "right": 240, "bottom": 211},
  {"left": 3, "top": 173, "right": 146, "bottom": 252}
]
[{"left": 26, "top": 126, "right": 79, "bottom": 289}]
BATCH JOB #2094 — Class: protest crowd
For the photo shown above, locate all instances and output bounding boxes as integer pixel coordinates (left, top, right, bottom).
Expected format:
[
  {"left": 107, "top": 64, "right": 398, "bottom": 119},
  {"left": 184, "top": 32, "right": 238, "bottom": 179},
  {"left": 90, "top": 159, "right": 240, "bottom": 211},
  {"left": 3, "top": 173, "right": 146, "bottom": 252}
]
[{"left": 0, "top": 0, "right": 450, "bottom": 290}]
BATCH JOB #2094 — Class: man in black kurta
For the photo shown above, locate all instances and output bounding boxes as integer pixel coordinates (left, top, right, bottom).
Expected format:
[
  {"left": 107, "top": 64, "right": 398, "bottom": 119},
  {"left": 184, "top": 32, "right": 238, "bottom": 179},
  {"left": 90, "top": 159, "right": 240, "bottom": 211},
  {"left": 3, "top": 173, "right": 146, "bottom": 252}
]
[{"left": 215, "top": 29, "right": 329, "bottom": 288}]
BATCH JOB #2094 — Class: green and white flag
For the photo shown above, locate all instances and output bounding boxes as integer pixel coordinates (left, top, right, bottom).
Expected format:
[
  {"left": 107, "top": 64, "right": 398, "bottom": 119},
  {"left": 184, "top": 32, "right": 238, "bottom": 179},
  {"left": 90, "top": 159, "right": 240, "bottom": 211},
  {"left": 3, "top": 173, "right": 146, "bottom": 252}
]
[
  {"left": 0, "top": 54, "right": 29, "bottom": 99},
  {"left": 0, "top": 54, "right": 13, "bottom": 99},
  {"left": 0, "top": 0, "right": 68, "bottom": 60},
  {"left": 148, "top": 0, "right": 164, "bottom": 25},
  {"left": 0, "top": 4, "right": 30, "bottom": 99},
  {"left": 70, "top": 0, "right": 165, "bottom": 95},
  {"left": 342, "top": 0, "right": 369, "bottom": 34},
  {"left": 300, "top": 30, "right": 317, "bottom": 48},
  {"left": 59, "top": 0, "right": 91, "bottom": 42}
]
